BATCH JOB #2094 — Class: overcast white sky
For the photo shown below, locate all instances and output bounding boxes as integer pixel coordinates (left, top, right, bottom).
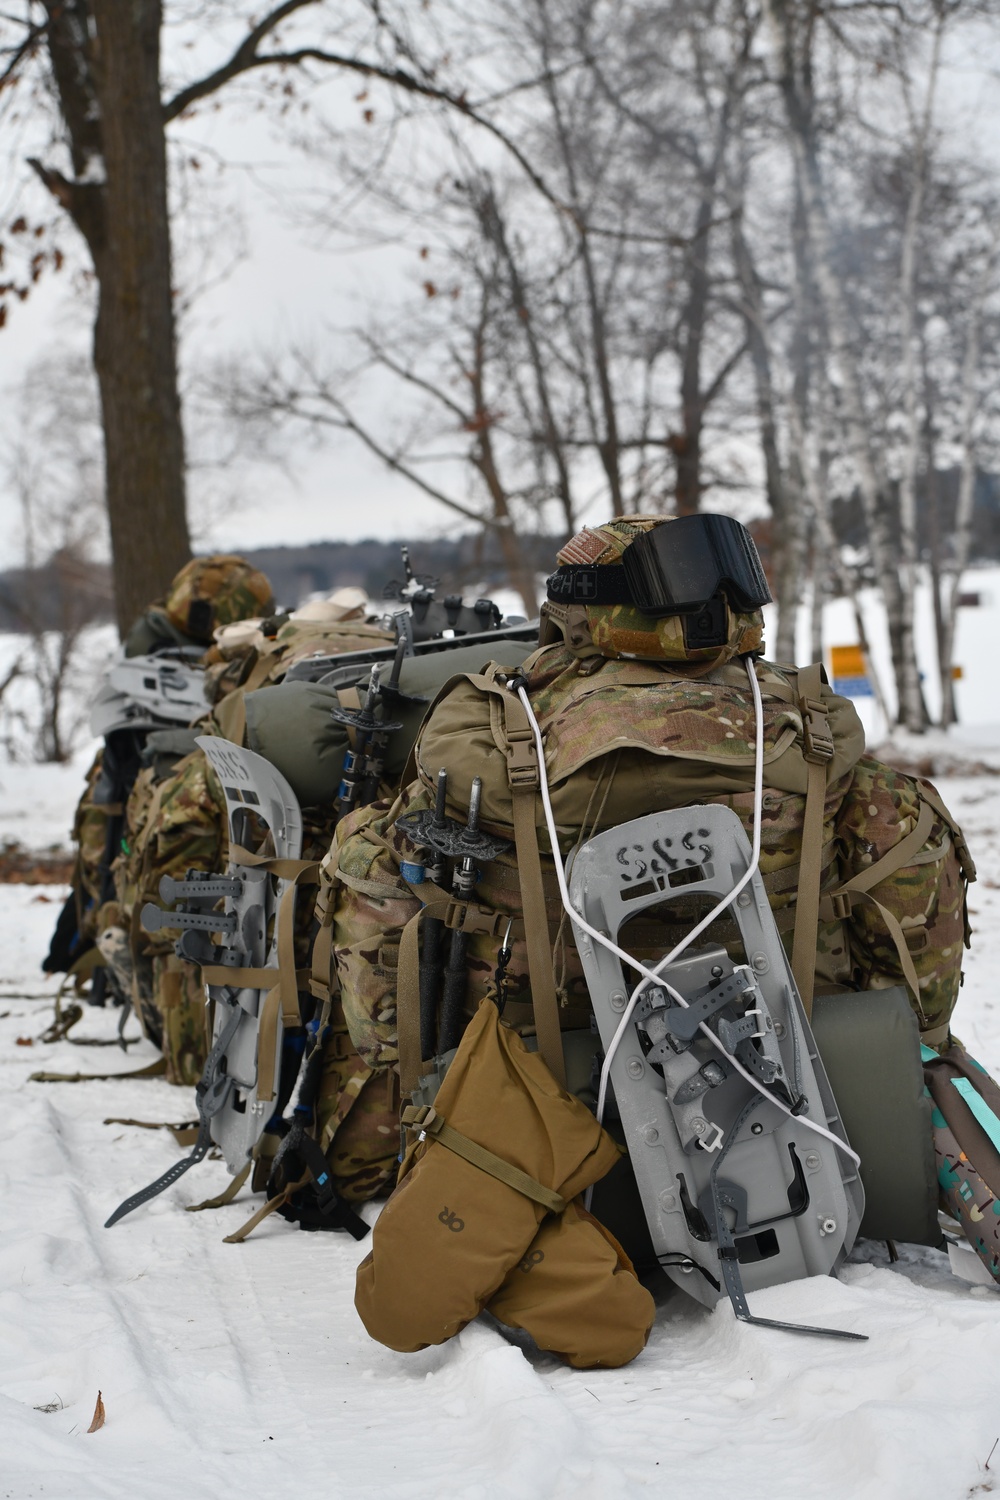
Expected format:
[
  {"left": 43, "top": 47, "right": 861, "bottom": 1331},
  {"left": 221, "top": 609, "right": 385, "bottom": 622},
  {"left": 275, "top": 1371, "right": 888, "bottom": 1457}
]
[{"left": 1, "top": 10, "right": 998, "bottom": 572}]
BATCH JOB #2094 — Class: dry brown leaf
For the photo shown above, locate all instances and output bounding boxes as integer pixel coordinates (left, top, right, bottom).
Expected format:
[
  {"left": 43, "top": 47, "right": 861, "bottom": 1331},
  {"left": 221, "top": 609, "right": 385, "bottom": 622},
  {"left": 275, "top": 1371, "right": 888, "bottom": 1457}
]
[
  {"left": 15, "top": 1036, "right": 33, "bottom": 1047},
  {"left": 87, "top": 1391, "right": 105, "bottom": 1433}
]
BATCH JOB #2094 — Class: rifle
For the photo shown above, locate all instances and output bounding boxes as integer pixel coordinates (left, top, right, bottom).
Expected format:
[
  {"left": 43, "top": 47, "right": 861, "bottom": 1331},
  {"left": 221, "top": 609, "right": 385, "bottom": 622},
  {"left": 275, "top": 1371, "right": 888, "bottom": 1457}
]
[{"left": 283, "top": 619, "right": 538, "bottom": 688}]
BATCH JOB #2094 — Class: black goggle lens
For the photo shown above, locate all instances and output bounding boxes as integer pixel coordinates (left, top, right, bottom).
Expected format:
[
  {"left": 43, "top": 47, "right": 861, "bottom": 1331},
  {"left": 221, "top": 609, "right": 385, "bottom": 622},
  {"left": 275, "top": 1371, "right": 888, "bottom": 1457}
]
[{"left": 621, "top": 514, "right": 771, "bottom": 616}]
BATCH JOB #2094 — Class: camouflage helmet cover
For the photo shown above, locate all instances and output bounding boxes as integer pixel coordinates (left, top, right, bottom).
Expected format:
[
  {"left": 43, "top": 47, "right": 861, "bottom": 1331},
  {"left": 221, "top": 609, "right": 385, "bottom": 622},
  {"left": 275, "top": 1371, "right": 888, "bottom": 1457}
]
[
  {"left": 548, "top": 515, "right": 765, "bottom": 665},
  {"left": 164, "top": 555, "right": 275, "bottom": 642}
]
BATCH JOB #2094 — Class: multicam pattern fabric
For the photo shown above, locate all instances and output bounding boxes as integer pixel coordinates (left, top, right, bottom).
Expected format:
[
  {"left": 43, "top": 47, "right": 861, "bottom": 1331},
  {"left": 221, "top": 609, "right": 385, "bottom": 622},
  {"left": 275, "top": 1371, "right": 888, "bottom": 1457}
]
[
  {"left": 839, "top": 758, "right": 970, "bottom": 1039},
  {"left": 331, "top": 794, "right": 426, "bottom": 1074},
  {"left": 409, "top": 646, "right": 864, "bottom": 844},
  {"left": 164, "top": 554, "right": 275, "bottom": 640},
  {"left": 124, "top": 751, "right": 227, "bottom": 957},
  {"left": 203, "top": 618, "right": 393, "bottom": 713},
  {"left": 151, "top": 952, "right": 210, "bottom": 1087},
  {"left": 117, "top": 750, "right": 227, "bottom": 1075},
  {"left": 552, "top": 517, "right": 764, "bottom": 665},
  {"left": 315, "top": 997, "right": 400, "bottom": 1202},
  {"left": 330, "top": 649, "right": 973, "bottom": 1073},
  {"left": 71, "top": 751, "right": 113, "bottom": 947}
]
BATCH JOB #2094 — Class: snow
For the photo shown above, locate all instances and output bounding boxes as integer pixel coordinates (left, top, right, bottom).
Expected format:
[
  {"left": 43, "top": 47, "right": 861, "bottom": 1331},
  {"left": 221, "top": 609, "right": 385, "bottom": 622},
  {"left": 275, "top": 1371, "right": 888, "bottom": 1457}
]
[
  {"left": 4, "top": 733, "right": 1000, "bottom": 1497},
  {"left": 767, "top": 562, "right": 1000, "bottom": 750}
]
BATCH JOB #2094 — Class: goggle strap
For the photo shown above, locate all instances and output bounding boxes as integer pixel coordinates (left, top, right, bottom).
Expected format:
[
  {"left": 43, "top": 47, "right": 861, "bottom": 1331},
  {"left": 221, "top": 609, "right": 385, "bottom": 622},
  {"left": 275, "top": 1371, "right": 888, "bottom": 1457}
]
[{"left": 545, "top": 566, "right": 637, "bottom": 607}]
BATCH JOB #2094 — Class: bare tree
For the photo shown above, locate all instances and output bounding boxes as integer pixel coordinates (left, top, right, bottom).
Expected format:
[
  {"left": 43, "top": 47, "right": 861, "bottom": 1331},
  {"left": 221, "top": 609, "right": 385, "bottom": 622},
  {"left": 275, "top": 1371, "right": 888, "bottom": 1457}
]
[
  {"left": 0, "top": 0, "right": 570, "bottom": 631},
  {"left": 0, "top": 353, "right": 113, "bottom": 761}
]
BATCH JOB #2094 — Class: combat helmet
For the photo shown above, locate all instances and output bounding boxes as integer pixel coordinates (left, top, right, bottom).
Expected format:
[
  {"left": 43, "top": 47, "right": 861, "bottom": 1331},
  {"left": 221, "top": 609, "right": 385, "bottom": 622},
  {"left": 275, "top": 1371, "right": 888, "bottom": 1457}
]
[
  {"left": 164, "top": 554, "right": 275, "bottom": 643},
  {"left": 542, "top": 513, "right": 770, "bottom": 666}
]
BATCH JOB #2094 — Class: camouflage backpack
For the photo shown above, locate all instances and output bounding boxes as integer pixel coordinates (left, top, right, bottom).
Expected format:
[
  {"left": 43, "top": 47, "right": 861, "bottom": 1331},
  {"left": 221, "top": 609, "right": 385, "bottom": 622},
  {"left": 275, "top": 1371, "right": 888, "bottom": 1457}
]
[
  {"left": 205, "top": 617, "right": 395, "bottom": 738},
  {"left": 101, "top": 616, "right": 393, "bottom": 1082},
  {"left": 108, "top": 746, "right": 227, "bottom": 1084},
  {"left": 329, "top": 641, "right": 973, "bottom": 1102}
]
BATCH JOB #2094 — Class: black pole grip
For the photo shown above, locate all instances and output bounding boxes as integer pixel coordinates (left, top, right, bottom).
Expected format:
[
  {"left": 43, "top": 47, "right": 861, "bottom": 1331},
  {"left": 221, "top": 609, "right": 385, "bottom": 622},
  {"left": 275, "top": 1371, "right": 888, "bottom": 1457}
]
[{"left": 437, "top": 930, "right": 469, "bottom": 1054}]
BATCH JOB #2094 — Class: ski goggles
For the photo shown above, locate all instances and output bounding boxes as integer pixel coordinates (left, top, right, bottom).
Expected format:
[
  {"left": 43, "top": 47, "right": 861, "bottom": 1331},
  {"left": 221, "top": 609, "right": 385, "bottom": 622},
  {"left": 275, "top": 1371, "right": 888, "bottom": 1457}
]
[{"left": 546, "top": 514, "right": 771, "bottom": 616}]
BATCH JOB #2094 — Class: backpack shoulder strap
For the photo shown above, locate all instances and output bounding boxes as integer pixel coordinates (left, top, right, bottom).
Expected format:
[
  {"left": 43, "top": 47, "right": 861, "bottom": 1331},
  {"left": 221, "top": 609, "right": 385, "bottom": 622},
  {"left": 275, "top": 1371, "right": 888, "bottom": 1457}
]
[
  {"left": 474, "top": 667, "right": 566, "bottom": 1089},
  {"left": 790, "top": 663, "right": 835, "bottom": 1017}
]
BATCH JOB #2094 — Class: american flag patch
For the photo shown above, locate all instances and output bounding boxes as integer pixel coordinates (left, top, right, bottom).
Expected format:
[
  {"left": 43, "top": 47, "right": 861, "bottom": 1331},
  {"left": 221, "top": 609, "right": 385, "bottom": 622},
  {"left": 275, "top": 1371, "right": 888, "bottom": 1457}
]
[{"left": 557, "top": 527, "right": 613, "bottom": 566}]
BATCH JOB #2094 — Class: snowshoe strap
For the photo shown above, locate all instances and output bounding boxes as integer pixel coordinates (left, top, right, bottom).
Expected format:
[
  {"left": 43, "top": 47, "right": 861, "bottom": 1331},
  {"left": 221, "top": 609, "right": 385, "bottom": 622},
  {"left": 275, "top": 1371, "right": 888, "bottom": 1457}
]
[
  {"left": 202, "top": 861, "right": 318, "bottom": 1105},
  {"left": 103, "top": 1119, "right": 213, "bottom": 1227},
  {"left": 30, "top": 1057, "right": 167, "bottom": 1084}
]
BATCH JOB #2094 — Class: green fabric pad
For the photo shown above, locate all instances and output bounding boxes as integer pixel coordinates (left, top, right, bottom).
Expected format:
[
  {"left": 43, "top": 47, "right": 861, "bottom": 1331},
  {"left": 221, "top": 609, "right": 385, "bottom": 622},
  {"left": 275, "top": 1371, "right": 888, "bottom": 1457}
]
[
  {"left": 245, "top": 637, "right": 534, "bottom": 808},
  {"left": 812, "top": 987, "right": 940, "bottom": 1246}
]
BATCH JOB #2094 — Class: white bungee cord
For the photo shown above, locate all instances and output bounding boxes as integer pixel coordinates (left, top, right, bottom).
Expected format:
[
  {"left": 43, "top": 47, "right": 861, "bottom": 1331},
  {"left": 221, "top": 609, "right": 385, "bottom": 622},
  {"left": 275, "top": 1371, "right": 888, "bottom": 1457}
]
[{"left": 512, "top": 660, "right": 860, "bottom": 1171}]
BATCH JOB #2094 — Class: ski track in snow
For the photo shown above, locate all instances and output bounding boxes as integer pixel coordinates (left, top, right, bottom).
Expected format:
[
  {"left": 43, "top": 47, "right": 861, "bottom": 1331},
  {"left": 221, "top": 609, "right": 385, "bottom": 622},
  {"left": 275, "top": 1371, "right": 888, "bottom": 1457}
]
[{"left": 2, "top": 776, "right": 1000, "bottom": 1499}]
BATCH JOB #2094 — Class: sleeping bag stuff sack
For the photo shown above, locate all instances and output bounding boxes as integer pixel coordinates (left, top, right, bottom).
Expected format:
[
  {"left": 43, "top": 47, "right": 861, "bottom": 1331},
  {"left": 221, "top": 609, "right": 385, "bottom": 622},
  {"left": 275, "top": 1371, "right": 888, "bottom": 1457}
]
[
  {"left": 355, "top": 999, "right": 623, "bottom": 1353},
  {"left": 925, "top": 1039, "right": 1000, "bottom": 1284},
  {"left": 485, "top": 1199, "right": 654, "bottom": 1368}
]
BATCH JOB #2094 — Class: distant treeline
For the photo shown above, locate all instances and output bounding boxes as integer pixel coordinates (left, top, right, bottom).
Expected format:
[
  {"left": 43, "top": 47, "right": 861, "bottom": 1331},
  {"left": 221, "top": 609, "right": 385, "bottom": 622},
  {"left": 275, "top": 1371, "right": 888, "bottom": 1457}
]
[
  {"left": 243, "top": 532, "right": 557, "bottom": 614},
  {"left": 0, "top": 530, "right": 557, "bottom": 635},
  {"left": 1, "top": 475, "right": 997, "bottom": 636}
]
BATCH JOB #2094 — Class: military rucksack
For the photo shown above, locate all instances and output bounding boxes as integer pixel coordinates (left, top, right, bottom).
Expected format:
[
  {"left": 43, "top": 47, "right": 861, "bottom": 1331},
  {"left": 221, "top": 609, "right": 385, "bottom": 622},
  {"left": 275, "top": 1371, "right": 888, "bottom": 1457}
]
[{"left": 330, "top": 644, "right": 973, "bottom": 1106}]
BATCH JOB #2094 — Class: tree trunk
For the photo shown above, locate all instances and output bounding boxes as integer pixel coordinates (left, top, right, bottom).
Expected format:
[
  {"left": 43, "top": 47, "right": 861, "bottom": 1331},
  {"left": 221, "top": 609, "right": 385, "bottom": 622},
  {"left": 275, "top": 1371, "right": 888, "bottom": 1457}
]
[
  {"left": 767, "top": 0, "right": 914, "bottom": 719},
  {"left": 809, "top": 525, "right": 824, "bottom": 665},
  {"left": 937, "top": 236, "right": 996, "bottom": 726},
  {"left": 730, "top": 196, "right": 804, "bottom": 662},
  {"left": 894, "top": 14, "right": 943, "bottom": 731},
  {"left": 89, "top": 0, "right": 190, "bottom": 636}
]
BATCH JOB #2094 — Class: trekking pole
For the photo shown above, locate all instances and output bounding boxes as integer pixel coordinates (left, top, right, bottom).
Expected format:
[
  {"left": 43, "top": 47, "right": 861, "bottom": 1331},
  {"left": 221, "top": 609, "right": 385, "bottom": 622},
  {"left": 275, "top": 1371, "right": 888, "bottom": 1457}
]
[
  {"left": 438, "top": 777, "right": 489, "bottom": 1054},
  {"left": 331, "top": 666, "right": 403, "bottom": 820},
  {"left": 398, "top": 768, "right": 452, "bottom": 1059},
  {"left": 358, "top": 635, "right": 413, "bottom": 806},
  {"left": 419, "top": 769, "right": 449, "bottom": 1060},
  {"left": 397, "top": 771, "right": 510, "bottom": 1060}
]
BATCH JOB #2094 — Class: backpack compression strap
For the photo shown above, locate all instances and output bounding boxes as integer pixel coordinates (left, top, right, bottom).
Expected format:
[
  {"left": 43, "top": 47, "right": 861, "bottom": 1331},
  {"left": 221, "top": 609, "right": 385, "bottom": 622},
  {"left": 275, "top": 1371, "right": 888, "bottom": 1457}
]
[
  {"left": 786, "top": 665, "right": 935, "bottom": 1024},
  {"left": 789, "top": 663, "right": 835, "bottom": 1017}
]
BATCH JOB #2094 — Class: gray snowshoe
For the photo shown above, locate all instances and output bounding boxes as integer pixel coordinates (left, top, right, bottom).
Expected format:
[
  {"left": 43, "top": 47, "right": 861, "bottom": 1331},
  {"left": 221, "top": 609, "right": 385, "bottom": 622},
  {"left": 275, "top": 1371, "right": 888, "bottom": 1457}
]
[
  {"left": 568, "top": 803, "right": 866, "bottom": 1339},
  {"left": 105, "top": 739, "right": 307, "bottom": 1225}
]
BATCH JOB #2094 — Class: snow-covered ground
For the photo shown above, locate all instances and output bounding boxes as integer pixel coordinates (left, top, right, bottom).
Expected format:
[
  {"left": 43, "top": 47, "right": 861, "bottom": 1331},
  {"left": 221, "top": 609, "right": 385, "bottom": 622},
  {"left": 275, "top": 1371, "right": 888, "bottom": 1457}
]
[{"left": 3, "top": 753, "right": 1000, "bottom": 1499}]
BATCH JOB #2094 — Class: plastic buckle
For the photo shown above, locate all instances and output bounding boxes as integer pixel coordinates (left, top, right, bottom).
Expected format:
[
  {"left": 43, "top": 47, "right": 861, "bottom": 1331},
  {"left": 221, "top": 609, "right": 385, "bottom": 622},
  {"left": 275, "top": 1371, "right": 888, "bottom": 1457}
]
[
  {"left": 800, "top": 697, "right": 834, "bottom": 764},
  {"left": 506, "top": 737, "right": 539, "bottom": 788},
  {"left": 828, "top": 890, "right": 853, "bottom": 921}
]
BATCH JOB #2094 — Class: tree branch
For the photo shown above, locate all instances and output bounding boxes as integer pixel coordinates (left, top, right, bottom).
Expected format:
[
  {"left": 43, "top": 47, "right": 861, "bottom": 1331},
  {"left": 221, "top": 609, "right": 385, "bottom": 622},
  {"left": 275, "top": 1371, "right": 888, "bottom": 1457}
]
[
  {"left": 251, "top": 385, "right": 496, "bottom": 528},
  {"left": 164, "top": 38, "right": 562, "bottom": 210},
  {"left": 162, "top": 0, "right": 322, "bottom": 120},
  {"left": 0, "top": 13, "right": 46, "bottom": 90},
  {"left": 27, "top": 157, "right": 105, "bottom": 253}
]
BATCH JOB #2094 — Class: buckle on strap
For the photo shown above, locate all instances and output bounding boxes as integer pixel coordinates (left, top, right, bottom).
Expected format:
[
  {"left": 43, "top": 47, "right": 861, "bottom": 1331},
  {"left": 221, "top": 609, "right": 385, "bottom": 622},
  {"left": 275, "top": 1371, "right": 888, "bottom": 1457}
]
[
  {"left": 444, "top": 902, "right": 523, "bottom": 938},
  {"left": 799, "top": 696, "right": 834, "bottom": 764},
  {"left": 505, "top": 734, "right": 539, "bottom": 788},
  {"left": 401, "top": 1103, "right": 439, "bottom": 1138},
  {"left": 818, "top": 889, "right": 854, "bottom": 922}
]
